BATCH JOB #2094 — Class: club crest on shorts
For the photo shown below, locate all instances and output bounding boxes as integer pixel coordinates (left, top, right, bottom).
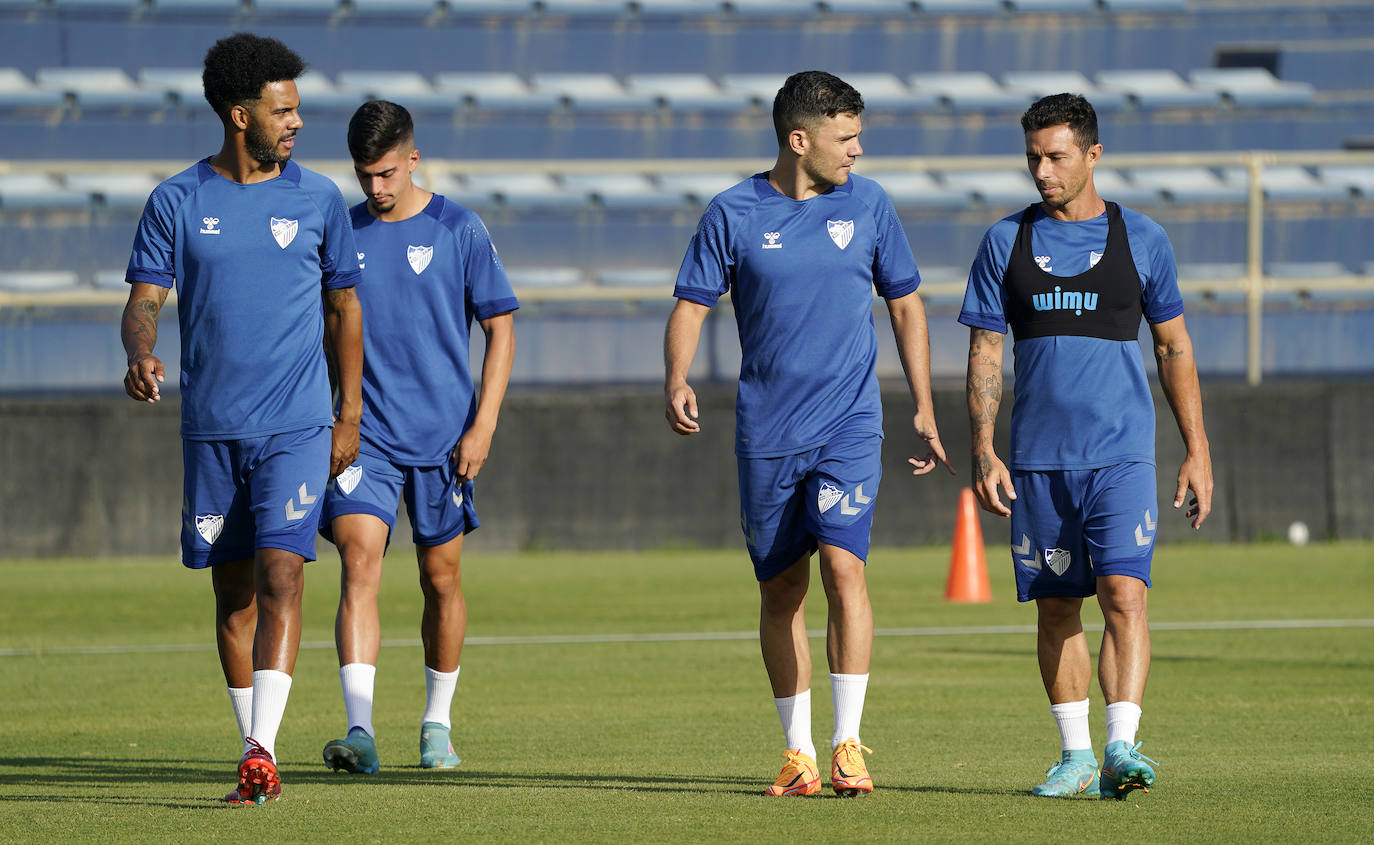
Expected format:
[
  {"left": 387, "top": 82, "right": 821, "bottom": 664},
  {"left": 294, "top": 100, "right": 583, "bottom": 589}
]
[
  {"left": 1044, "top": 547, "right": 1072, "bottom": 576},
  {"left": 336, "top": 464, "right": 363, "bottom": 495},
  {"left": 827, "top": 219, "right": 854, "bottom": 250},
  {"left": 270, "top": 217, "right": 298, "bottom": 249},
  {"left": 817, "top": 482, "right": 844, "bottom": 514},
  {"left": 407, "top": 244, "right": 434, "bottom": 275},
  {"left": 196, "top": 513, "right": 224, "bottom": 544}
]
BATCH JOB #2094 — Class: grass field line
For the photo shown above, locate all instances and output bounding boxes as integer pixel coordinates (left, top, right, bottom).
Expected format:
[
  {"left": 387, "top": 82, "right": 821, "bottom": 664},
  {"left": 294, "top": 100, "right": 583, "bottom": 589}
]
[{"left": 3, "top": 617, "right": 1371, "bottom": 658}]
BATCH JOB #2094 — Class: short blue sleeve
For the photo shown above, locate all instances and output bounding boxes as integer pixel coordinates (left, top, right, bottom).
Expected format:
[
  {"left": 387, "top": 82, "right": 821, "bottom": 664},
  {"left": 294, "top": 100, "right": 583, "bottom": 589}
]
[
  {"left": 461, "top": 214, "right": 520, "bottom": 321},
  {"left": 871, "top": 191, "right": 920, "bottom": 300},
  {"left": 673, "top": 200, "right": 732, "bottom": 307},
  {"left": 958, "top": 218, "right": 1016, "bottom": 334},
  {"left": 317, "top": 181, "right": 362, "bottom": 290},
  {"left": 126, "top": 185, "right": 179, "bottom": 288},
  {"left": 1124, "top": 211, "right": 1185, "bottom": 324}
]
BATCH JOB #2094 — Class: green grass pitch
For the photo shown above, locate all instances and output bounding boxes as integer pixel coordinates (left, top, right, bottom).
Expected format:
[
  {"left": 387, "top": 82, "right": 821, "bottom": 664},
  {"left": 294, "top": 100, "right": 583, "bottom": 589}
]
[{"left": 1, "top": 542, "right": 1371, "bottom": 843}]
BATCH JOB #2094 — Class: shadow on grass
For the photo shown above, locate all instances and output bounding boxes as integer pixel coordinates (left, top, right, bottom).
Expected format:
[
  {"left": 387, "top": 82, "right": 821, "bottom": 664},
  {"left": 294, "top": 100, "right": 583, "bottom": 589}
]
[{"left": 0, "top": 757, "right": 1024, "bottom": 802}]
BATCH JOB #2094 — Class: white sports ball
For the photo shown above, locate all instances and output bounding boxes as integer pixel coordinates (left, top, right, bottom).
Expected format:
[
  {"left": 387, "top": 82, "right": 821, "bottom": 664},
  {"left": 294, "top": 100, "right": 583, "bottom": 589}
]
[{"left": 1287, "top": 520, "right": 1310, "bottom": 547}]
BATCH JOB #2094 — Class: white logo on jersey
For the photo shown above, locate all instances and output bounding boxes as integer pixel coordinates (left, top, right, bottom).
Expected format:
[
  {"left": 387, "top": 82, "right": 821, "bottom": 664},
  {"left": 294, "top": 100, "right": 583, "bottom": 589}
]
[
  {"left": 1044, "top": 547, "right": 1072, "bottom": 576},
  {"left": 762, "top": 231, "right": 782, "bottom": 250},
  {"left": 1089, "top": 250, "right": 1103, "bottom": 268},
  {"left": 407, "top": 244, "right": 434, "bottom": 275},
  {"left": 270, "top": 217, "right": 298, "bottom": 249},
  {"left": 357, "top": 251, "right": 366, "bottom": 270},
  {"left": 1034, "top": 255, "right": 1053, "bottom": 271},
  {"left": 817, "top": 482, "right": 844, "bottom": 514},
  {"left": 199, "top": 217, "right": 221, "bottom": 235},
  {"left": 195, "top": 513, "right": 224, "bottom": 544},
  {"left": 452, "top": 488, "right": 464, "bottom": 508},
  {"left": 827, "top": 219, "right": 854, "bottom": 250},
  {"left": 336, "top": 464, "right": 362, "bottom": 495}
]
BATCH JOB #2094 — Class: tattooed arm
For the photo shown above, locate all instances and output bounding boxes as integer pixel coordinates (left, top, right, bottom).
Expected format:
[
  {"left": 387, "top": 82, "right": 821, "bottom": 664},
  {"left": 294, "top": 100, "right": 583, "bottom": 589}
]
[
  {"left": 323, "top": 284, "right": 364, "bottom": 476},
  {"left": 1150, "top": 314, "right": 1212, "bottom": 529},
  {"left": 966, "top": 327, "right": 1016, "bottom": 516},
  {"left": 121, "top": 282, "right": 171, "bottom": 403}
]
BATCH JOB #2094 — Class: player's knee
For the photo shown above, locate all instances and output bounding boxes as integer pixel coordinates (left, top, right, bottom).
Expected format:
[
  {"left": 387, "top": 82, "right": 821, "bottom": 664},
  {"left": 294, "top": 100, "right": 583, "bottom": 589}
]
[
  {"left": 419, "top": 560, "right": 461, "bottom": 600},
  {"left": 1036, "top": 597, "right": 1083, "bottom": 632},
  {"left": 759, "top": 573, "right": 807, "bottom": 615}
]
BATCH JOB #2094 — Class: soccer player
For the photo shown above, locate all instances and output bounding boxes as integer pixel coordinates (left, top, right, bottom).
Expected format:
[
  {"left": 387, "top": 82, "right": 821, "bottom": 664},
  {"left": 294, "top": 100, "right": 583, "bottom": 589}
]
[
  {"left": 316, "top": 100, "right": 517, "bottom": 774},
  {"left": 664, "top": 70, "right": 952, "bottom": 798},
  {"left": 960, "top": 93, "right": 1213, "bottom": 799},
  {"left": 120, "top": 33, "right": 364, "bottom": 804}
]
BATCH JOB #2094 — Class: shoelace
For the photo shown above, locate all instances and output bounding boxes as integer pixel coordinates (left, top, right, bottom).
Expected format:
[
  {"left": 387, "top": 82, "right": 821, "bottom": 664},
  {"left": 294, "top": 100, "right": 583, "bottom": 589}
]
[
  {"left": 834, "top": 741, "right": 873, "bottom": 770},
  {"left": 1124, "top": 742, "right": 1159, "bottom": 768},
  {"left": 243, "top": 737, "right": 272, "bottom": 760}
]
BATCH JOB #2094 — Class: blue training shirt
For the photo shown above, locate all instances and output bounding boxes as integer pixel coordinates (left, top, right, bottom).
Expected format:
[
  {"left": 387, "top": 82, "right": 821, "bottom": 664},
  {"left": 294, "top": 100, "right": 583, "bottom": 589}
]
[
  {"left": 674, "top": 172, "right": 920, "bottom": 458},
  {"left": 350, "top": 194, "right": 519, "bottom": 466},
  {"left": 959, "top": 203, "right": 1184, "bottom": 471},
  {"left": 127, "top": 158, "right": 362, "bottom": 440}
]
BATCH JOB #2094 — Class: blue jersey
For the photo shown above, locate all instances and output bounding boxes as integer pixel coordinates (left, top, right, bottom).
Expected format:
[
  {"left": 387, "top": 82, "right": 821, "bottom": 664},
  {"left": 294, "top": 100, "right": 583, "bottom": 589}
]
[
  {"left": 959, "top": 203, "right": 1184, "bottom": 471},
  {"left": 674, "top": 172, "right": 920, "bottom": 458},
  {"left": 127, "top": 158, "right": 361, "bottom": 440},
  {"left": 350, "top": 194, "right": 519, "bottom": 465}
]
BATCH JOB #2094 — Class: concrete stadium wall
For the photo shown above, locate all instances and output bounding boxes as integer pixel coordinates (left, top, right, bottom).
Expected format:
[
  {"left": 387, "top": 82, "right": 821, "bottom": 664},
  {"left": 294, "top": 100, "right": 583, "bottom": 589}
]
[{"left": 1, "top": 381, "right": 1370, "bottom": 560}]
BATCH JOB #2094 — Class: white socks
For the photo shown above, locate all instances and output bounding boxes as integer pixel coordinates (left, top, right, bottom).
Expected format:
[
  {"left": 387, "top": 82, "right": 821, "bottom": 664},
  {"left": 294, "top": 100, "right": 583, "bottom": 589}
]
[
  {"left": 249, "top": 669, "right": 292, "bottom": 761},
  {"left": 1105, "top": 700, "right": 1142, "bottom": 746},
  {"left": 830, "top": 673, "right": 869, "bottom": 749},
  {"left": 773, "top": 690, "right": 817, "bottom": 761},
  {"left": 227, "top": 686, "right": 253, "bottom": 752},
  {"left": 422, "top": 666, "right": 460, "bottom": 729},
  {"left": 340, "top": 663, "right": 377, "bottom": 737},
  {"left": 1049, "top": 698, "right": 1093, "bottom": 753}
]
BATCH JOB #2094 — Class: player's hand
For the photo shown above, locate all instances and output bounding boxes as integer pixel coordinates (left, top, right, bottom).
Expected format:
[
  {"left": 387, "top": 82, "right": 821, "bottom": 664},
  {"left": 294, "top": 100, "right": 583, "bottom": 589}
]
[
  {"left": 453, "top": 423, "right": 494, "bottom": 482},
  {"left": 330, "top": 417, "right": 360, "bottom": 477},
  {"left": 1174, "top": 451, "right": 1213, "bottom": 530},
  {"left": 665, "top": 382, "right": 700, "bottom": 436},
  {"left": 124, "top": 354, "right": 165, "bottom": 403},
  {"left": 907, "top": 410, "right": 955, "bottom": 477},
  {"left": 971, "top": 448, "right": 1015, "bottom": 517}
]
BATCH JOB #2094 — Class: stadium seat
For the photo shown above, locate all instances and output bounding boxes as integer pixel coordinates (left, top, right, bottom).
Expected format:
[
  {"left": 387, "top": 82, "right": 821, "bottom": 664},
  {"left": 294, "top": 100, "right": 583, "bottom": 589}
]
[
  {"left": 504, "top": 266, "right": 585, "bottom": 288},
  {"left": 435, "top": 72, "right": 560, "bottom": 112},
  {"left": 595, "top": 267, "right": 676, "bottom": 288},
  {"left": 0, "top": 271, "right": 82, "bottom": 293},
  {"left": 1128, "top": 167, "right": 1247, "bottom": 203},
  {"left": 939, "top": 170, "right": 1040, "bottom": 205},
  {"left": 421, "top": 172, "right": 496, "bottom": 211},
  {"left": 252, "top": 0, "right": 343, "bottom": 12},
  {"left": 36, "top": 68, "right": 169, "bottom": 110},
  {"left": 560, "top": 171, "right": 683, "bottom": 211},
  {"left": 0, "top": 68, "right": 65, "bottom": 109},
  {"left": 817, "top": 0, "right": 915, "bottom": 13},
  {"left": 858, "top": 170, "right": 967, "bottom": 209},
  {"left": 1003, "top": 0, "right": 1097, "bottom": 13},
  {"left": 335, "top": 71, "right": 457, "bottom": 111},
  {"left": 1093, "top": 168, "right": 1163, "bottom": 206},
  {"left": 1188, "top": 68, "right": 1315, "bottom": 109},
  {"left": 1266, "top": 261, "right": 1351, "bottom": 278},
  {"left": 293, "top": 70, "right": 364, "bottom": 111},
  {"left": 350, "top": 0, "right": 438, "bottom": 12},
  {"left": 137, "top": 68, "right": 205, "bottom": 108},
  {"left": 461, "top": 171, "right": 586, "bottom": 212},
  {"left": 1095, "top": 69, "right": 1219, "bottom": 109},
  {"left": 1000, "top": 70, "right": 1128, "bottom": 111},
  {"left": 632, "top": 0, "right": 724, "bottom": 15},
  {"left": 912, "top": 0, "right": 1002, "bottom": 15},
  {"left": 1315, "top": 165, "right": 1374, "bottom": 198},
  {"left": 844, "top": 73, "right": 939, "bottom": 112},
  {"left": 656, "top": 171, "right": 750, "bottom": 205},
  {"left": 93, "top": 269, "right": 132, "bottom": 291},
  {"left": 63, "top": 172, "right": 161, "bottom": 210},
  {"left": 1098, "top": 0, "right": 1186, "bottom": 10},
  {"left": 624, "top": 74, "right": 751, "bottom": 112},
  {"left": 0, "top": 173, "right": 89, "bottom": 210},
  {"left": 908, "top": 72, "right": 1031, "bottom": 112},
  {"left": 530, "top": 73, "right": 657, "bottom": 111},
  {"left": 1227, "top": 165, "right": 1350, "bottom": 202},
  {"left": 725, "top": 0, "right": 820, "bottom": 16},
  {"left": 719, "top": 73, "right": 790, "bottom": 108},
  {"left": 539, "top": 0, "right": 628, "bottom": 15},
  {"left": 150, "top": 0, "right": 244, "bottom": 10},
  {"left": 1179, "top": 262, "right": 1247, "bottom": 283},
  {"left": 50, "top": 0, "right": 142, "bottom": 7}
]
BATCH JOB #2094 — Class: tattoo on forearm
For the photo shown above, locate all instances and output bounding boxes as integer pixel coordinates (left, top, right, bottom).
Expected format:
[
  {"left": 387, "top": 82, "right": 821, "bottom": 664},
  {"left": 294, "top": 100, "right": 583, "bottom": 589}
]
[{"left": 323, "top": 286, "right": 357, "bottom": 312}]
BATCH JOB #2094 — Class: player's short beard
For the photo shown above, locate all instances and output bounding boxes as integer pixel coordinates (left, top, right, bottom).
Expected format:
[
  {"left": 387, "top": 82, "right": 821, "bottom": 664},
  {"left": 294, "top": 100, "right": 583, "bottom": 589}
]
[{"left": 245, "top": 120, "right": 291, "bottom": 166}]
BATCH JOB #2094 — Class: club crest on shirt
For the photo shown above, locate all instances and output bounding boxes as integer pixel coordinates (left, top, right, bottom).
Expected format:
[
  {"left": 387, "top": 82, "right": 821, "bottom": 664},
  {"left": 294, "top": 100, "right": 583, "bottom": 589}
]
[
  {"left": 196, "top": 513, "right": 224, "bottom": 544},
  {"left": 407, "top": 244, "right": 434, "bottom": 275},
  {"left": 270, "top": 217, "right": 298, "bottom": 249},
  {"left": 817, "top": 482, "right": 844, "bottom": 514},
  {"left": 827, "top": 219, "right": 854, "bottom": 250},
  {"left": 336, "top": 464, "right": 363, "bottom": 495},
  {"left": 1044, "top": 547, "right": 1072, "bottom": 576},
  {"left": 1089, "top": 250, "right": 1103, "bottom": 268}
]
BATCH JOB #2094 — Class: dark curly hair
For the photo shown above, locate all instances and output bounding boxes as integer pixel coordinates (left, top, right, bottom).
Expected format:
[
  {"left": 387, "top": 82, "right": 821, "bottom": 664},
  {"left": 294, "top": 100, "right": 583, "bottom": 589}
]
[
  {"left": 1020, "top": 93, "right": 1099, "bottom": 151},
  {"left": 772, "top": 70, "right": 865, "bottom": 148},
  {"left": 347, "top": 100, "right": 415, "bottom": 164},
  {"left": 202, "top": 33, "right": 306, "bottom": 123}
]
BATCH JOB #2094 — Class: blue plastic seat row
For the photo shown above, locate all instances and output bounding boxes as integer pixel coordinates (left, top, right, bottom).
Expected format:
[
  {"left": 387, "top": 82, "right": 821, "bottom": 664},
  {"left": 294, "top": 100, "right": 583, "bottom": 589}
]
[{"left": 0, "top": 66, "right": 1319, "bottom": 114}]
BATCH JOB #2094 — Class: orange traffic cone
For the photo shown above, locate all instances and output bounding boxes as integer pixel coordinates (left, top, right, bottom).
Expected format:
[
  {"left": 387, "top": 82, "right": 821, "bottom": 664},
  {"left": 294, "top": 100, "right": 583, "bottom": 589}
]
[{"left": 946, "top": 487, "right": 992, "bottom": 603}]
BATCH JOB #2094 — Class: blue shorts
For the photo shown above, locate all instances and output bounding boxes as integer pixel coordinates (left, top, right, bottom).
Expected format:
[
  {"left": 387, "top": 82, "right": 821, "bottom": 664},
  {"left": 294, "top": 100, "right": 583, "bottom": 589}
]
[
  {"left": 319, "top": 445, "right": 479, "bottom": 548},
  {"left": 1010, "top": 462, "right": 1158, "bottom": 602},
  {"left": 737, "top": 432, "right": 883, "bottom": 582},
  {"left": 180, "top": 426, "right": 332, "bottom": 569}
]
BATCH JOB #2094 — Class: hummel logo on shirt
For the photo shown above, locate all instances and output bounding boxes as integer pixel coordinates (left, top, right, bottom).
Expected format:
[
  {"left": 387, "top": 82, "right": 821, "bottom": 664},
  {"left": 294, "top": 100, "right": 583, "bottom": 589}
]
[
  {"left": 357, "top": 251, "right": 366, "bottom": 270},
  {"left": 762, "top": 231, "right": 782, "bottom": 249},
  {"left": 199, "top": 216, "right": 221, "bottom": 235},
  {"left": 1034, "top": 255, "right": 1053, "bottom": 271}
]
